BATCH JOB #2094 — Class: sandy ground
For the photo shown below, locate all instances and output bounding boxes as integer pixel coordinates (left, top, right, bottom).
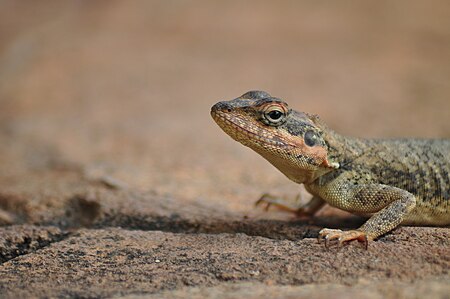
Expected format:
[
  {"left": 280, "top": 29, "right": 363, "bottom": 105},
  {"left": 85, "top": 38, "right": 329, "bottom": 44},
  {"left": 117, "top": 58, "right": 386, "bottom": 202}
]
[{"left": 0, "top": 1, "right": 449, "bottom": 298}]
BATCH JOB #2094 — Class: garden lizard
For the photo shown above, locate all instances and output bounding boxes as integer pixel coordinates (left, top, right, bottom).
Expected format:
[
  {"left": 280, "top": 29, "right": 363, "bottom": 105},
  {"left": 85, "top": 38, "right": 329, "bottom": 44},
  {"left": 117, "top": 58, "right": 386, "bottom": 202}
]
[{"left": 211, "top": 90, "right": 450, "bottom": 247}]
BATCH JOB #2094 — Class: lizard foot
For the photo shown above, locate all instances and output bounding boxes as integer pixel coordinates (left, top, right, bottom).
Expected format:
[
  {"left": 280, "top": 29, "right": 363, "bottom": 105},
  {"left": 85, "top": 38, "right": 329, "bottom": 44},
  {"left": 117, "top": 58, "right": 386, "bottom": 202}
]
[
  {"left": 255, "top": 193, "right": 309, "bottom": 217},
  {"left": 318, "top": 228, "right": 369, "bottom": 249}
]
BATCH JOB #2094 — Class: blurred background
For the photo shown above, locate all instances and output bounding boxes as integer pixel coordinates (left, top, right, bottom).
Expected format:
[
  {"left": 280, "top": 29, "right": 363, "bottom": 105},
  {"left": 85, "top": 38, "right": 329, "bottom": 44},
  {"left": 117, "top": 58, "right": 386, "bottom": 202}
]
[{"left": 0, "top": 0, "right": 449, "bottom": 215}]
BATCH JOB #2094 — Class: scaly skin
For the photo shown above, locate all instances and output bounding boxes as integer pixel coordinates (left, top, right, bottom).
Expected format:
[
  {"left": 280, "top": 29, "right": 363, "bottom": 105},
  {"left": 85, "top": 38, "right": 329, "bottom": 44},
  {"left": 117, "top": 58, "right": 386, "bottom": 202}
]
[{"left": 211, "top": 90, "right": 450, "bottom": 247}]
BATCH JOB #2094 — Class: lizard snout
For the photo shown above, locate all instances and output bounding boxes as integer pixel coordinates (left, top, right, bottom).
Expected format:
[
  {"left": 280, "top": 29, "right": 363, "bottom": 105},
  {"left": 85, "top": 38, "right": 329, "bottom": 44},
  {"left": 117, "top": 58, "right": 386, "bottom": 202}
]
[{"left": 211, "top": 101, "right": 232, "bottom": 113}]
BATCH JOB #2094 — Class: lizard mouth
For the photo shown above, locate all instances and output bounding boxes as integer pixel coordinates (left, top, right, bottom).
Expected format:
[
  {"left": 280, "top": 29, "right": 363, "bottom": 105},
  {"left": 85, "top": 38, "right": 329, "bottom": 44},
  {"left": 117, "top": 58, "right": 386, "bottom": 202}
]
[{"left": 211, "top": 110, "right": 287, "bottom": 148}]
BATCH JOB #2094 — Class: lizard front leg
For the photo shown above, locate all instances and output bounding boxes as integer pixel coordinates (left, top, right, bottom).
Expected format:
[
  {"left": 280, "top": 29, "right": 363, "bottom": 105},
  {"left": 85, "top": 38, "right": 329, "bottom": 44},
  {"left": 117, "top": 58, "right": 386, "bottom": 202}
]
[{"left": 315, "top": 183, "right": 417, "bottom": 247}]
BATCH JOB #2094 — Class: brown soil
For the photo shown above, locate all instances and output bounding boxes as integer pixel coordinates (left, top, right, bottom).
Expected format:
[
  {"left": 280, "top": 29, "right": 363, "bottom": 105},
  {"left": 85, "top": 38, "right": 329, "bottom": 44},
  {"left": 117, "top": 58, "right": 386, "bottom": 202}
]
[{"left": 0, "top": 1, "right": 449, "bottom": 298}]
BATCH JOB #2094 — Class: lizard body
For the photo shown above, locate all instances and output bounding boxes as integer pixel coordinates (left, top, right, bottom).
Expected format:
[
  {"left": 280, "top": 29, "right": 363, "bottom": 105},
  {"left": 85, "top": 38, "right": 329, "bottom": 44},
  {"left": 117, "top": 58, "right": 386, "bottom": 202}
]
[{"left": 211, "top": 90, "right": 450, "bottom": 245}]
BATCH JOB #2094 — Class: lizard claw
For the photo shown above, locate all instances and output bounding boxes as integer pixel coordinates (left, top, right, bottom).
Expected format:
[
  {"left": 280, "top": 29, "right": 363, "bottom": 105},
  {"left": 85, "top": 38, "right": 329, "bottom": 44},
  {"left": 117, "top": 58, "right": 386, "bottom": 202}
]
[{"left": 318, "top": 228, "right": 369, "bottom": 249}]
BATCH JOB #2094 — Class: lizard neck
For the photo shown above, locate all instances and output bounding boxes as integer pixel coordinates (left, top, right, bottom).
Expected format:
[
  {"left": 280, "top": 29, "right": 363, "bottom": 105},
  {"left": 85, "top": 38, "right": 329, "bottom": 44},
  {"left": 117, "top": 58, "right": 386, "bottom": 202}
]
[
  {"left": 314, "top": 120, "right": 369, "bottom": 175},
  {"left": 327, "top": 132, "right": 363, "bottom": 163}
]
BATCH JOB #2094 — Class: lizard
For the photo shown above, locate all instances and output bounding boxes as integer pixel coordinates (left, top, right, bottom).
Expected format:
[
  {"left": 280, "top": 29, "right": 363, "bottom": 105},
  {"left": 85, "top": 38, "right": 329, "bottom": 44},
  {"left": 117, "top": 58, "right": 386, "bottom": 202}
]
[{"left": 211, "top": 90, "right": 450, "bottom": 247}]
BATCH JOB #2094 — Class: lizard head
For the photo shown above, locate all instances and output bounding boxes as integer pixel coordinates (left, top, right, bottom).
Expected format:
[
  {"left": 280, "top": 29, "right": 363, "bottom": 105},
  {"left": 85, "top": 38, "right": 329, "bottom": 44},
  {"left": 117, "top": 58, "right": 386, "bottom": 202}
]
[{"left": 211, "top": 90, "right": 338, "bottom": 183}]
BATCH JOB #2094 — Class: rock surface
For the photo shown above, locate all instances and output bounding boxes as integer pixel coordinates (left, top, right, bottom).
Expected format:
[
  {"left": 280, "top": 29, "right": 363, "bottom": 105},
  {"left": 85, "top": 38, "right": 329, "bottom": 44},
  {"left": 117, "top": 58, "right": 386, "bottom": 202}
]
[{"left": 0, "top": 1, "right": 449, "bottom": 298}]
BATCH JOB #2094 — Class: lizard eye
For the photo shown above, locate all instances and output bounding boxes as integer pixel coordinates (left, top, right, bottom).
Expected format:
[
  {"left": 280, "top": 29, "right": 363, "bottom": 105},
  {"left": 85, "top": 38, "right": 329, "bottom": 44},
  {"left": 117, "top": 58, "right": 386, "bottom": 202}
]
[
  {"left": 304, "top": 130, "right": 318, "bottom": 147},
  {"left": 267, "top": 110, "right": 283, "bottom": 120},
  {"left": 263, "top": 105, "right": 286, "bottom": 124}
]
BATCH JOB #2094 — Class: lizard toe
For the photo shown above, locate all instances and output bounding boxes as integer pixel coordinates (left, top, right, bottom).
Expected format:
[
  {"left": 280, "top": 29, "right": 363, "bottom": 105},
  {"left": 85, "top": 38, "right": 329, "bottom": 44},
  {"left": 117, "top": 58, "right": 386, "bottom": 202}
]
[
  {"left": 337, "top": 230, "right": 369, "bottom": 249},
  {"left": 319, "top": 229, "right": 369, "bottom": 249},
  {"left": 318, "top": 228, "right": 342, "bottom": 248},
  {"left": 254, "top": 193, "right": 301, "bottom": 214}
]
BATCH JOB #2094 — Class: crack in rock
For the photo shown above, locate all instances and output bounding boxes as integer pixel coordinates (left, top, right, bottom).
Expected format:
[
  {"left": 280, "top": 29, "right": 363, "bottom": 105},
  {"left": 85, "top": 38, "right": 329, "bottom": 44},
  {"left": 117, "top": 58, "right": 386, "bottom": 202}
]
[{"left": 0, "top": 225, "right": 70, "bottom": 264}]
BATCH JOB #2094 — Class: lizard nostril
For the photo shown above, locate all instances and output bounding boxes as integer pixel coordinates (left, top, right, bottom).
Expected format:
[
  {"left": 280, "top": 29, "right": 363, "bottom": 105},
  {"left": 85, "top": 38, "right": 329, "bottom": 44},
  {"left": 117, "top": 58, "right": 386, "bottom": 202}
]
[{"left": 211, "top": 101, "right": 231, "bottom": 113}]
